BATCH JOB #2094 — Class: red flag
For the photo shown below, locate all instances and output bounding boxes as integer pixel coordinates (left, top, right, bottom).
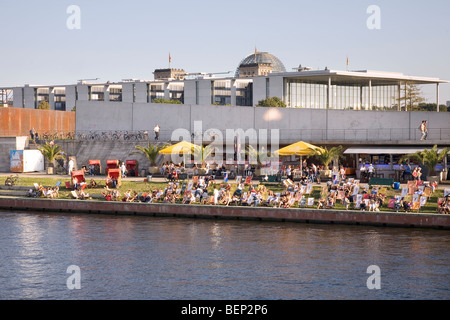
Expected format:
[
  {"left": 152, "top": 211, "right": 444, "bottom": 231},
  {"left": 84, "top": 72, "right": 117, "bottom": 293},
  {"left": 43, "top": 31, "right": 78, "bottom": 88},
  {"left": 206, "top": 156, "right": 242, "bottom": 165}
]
[{"left": 169, "top": 53, "right": 171, "bottom": 63}]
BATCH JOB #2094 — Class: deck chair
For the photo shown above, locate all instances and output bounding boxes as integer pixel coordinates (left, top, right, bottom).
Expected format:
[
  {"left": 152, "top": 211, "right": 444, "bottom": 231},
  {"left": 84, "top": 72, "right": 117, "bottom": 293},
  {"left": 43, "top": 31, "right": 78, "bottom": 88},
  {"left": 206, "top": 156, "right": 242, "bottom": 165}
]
[
  {"left": 423, "top": 187, "right": 432, "bottom": 197},
  {"left": 71, "top": 191, "right": 79, "bottom": 199},
  {"left": 244, "top": 176, "right": 252, "bottom": 185},
  {"left": 411, "top": 201, "right": 421, "bottom": 212},
  {"left": 387, "top": 198, "right": 395, "bottom": 209},
  {"left": 65, "top": 181, "right": 72, "bottom": 189},
  {"left": 192, "top": 176, "right": 198, "bottom": 184},
  {"left": 33, "top": 183, "right": 40, "bottom": 190},
  {"left": 307, "top": 197, "right": 315, "bottom": 206}
]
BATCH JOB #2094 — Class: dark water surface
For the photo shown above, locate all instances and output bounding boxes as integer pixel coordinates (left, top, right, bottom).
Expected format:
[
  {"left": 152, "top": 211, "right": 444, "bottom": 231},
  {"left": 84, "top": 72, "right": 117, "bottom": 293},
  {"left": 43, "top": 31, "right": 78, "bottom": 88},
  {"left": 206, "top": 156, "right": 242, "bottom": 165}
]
[{"left": 0, "top": 210, "right": 448, "bottom": 300}]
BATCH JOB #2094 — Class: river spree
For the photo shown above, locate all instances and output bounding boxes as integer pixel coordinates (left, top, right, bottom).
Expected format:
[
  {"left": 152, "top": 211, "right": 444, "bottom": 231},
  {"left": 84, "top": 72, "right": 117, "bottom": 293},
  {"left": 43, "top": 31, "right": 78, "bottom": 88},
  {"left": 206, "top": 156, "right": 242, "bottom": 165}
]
[{"left": 0, "top": 210, "right": 449, "bottom": 300}]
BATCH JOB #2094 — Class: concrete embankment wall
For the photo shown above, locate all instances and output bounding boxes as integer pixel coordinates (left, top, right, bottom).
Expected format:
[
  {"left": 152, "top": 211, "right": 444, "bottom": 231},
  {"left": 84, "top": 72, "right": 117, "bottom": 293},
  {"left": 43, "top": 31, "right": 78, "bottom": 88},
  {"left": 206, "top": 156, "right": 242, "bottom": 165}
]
[{"left": 0, "top": 197, "right": 449, "bottom": 230}]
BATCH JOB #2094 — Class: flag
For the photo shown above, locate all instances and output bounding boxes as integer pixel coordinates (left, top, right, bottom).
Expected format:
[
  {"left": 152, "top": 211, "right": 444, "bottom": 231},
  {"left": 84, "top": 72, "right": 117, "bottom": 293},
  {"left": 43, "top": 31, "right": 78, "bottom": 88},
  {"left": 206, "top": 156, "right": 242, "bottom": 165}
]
[
  {"left": 347, "top": 57, "right": 349, "bottom": 66},
  {"left": 169, "top": 53, "right": 171, "bottom": 63},
  {"left": 255, "top": 47, "right": 257, "bottom": 55}
]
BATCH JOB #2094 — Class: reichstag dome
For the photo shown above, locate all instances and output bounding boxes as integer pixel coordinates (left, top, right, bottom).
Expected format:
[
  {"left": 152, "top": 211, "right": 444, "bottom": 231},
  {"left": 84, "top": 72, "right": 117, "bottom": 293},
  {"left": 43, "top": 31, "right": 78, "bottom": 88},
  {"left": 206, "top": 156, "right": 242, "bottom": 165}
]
[{"left": 235, "top": 52, "right": 286, "bottom": 78}]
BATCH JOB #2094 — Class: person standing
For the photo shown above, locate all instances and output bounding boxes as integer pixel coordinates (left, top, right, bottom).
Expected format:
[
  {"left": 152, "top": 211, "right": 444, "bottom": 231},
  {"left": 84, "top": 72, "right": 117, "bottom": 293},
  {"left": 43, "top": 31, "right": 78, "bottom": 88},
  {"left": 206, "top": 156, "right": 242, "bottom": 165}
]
[
  {"left": 30, "top": 128, "right": 36, "bottom": 141},
  {"left": 68, "top": 158, "right": 74, "bottom": 176},
  {"left": 153, "top": 124, "right": 160, "bottom": 140},
  {"left": 120, "top": 162, "right": 127, "bottom": 178},
  {"left": 419, "top": 120, "right": 428, "bottom": 141}
]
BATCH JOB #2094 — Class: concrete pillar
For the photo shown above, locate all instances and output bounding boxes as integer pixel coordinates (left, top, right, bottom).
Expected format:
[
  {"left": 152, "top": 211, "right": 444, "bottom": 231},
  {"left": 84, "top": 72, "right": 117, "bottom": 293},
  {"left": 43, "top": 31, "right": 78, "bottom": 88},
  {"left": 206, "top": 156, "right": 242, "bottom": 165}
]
[
  {"left": 164, "top": 82, "right": 170, "bottom": 100},
  {"left": 49, "top": 87, "right": 55, "bottom": 110},
  {"left": 134, "top": 82, "right": 148, "bottom": 103},
  {"left": 368, "top": 80, "right": 372, "bottom": 110},
  {"left": 104, "top": 85, "right": 110, "bottom": 102},
  {"left": 436, "top": 83, "right": 440, "bottom": 112},
  {"left": 13, "top": 87, "right": 23, "bottom": 108},
  {"left": 76, "top": 84, "right": 89, "bottom": 101},
  {"left": 23, "top": 86, "right": 35, "bottom": 109},
  {"left": 65, "top": 85, "right": 77, "bottom": 110},
  {"left": 231, "top": 79, "right": 237, "bottom": 106}
]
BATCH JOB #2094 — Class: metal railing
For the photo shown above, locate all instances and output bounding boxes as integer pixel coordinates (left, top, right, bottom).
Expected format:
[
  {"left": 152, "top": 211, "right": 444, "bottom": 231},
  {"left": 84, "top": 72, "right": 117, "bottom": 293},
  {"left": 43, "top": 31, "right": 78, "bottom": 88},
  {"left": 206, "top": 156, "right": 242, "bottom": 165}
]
[{"left": 73, "top": 128, "right": 450, "bottom": 142}]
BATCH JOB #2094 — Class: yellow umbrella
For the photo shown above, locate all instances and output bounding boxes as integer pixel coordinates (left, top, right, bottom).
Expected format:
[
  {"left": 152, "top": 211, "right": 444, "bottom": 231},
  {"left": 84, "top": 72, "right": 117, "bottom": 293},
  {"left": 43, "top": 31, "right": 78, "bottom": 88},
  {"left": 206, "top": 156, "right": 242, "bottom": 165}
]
[
  {"left": 158, "top": 140, "right": 198, "bottom": 155},
  {"left": 159, "top": 140, "right": 200, "bottom": 168},
  {"left": 274, "top": 141, "right": 325, "bottom": 156}
]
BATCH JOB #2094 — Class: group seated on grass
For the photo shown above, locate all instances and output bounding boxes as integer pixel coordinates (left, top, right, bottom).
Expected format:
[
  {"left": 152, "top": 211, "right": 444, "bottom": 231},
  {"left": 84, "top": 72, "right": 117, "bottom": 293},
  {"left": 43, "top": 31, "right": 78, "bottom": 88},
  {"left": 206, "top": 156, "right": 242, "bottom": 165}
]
[
  {"left": 28, "top": 182, "right": 61, "bottom": 199},
  {"left": 93, "top": 175, "right": 446, "bottom": 214}
]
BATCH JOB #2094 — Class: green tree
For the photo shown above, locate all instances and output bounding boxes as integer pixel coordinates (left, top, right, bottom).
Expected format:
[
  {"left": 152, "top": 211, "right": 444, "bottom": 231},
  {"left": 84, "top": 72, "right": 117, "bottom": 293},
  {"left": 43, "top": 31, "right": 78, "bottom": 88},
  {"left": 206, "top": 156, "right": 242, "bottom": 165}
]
[
  {"left": 193, "top": 144, "right": 216, "bottom": 167},
  {"left": 37, "top": 141, "right": 66, "bottom": 170},
  {"left": 37, "top": 100, "right": 50, "bottom": 110},
  {"left": 396, "top": 83, "right": 425, "bottom": 111},
  {"left": 257, "top": 97, "right": 287, "bottom": 108},
  {"left": 245, "top": 145, "right": 272, "bottom": 165},
  {"left": 132, "top": 142, "right": 168, "bottom": 166},
  {"left": 399, "top": 145, "right": 450, "bottom": 177},
  {"left": 152, "top": 98, "right": 182, "bottom": 104},
  {"left": 416, "top": 103, "right": 447, "bottom": 112},
  {"left": 315, "top": 146, "right": 344, "bottom": 169}
]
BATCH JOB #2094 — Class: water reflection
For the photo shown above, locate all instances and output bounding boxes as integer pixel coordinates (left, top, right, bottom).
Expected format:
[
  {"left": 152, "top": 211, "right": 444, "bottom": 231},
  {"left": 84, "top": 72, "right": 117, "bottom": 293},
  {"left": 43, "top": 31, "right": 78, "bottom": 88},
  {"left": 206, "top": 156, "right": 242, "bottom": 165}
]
[{"left": 0, "top": 211, "right": 449, "bottom": 300}]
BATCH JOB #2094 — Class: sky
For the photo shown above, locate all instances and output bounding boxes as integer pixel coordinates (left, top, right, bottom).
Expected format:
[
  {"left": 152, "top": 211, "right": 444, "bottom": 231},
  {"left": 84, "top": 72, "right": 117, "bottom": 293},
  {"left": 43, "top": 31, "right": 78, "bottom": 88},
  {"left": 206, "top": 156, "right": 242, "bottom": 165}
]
[{"left": 1, "top": 0, "right": 449, "bottom": 103}]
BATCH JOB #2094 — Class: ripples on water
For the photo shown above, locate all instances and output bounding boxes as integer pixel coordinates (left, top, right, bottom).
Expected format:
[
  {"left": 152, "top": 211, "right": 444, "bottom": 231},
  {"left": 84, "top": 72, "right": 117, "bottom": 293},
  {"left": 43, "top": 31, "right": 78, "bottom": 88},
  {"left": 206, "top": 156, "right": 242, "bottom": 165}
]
[{"left": 0, "top": 210, "right": 449, "bottom": 300}]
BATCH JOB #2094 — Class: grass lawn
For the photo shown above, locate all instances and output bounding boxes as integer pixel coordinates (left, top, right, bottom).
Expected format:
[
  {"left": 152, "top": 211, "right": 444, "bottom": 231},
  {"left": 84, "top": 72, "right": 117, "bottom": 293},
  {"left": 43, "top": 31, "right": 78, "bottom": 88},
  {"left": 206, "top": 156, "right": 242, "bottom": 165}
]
[{"left": 0, "top": 175, "right": 444, "bottom": 214}]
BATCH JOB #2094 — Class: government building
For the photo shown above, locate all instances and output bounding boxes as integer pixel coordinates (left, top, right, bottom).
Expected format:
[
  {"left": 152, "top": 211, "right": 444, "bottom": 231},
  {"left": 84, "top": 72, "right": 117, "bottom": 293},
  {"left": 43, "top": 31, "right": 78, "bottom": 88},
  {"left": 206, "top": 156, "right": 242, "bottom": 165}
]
[{"left": 1, "top": 51, "right": 449, "bottom": 179}]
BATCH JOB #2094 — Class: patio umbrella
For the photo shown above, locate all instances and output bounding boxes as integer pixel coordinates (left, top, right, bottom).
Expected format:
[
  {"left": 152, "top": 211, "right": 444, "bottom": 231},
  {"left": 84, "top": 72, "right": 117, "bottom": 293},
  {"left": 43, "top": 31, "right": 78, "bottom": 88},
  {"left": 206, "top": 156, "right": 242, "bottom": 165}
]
[
  {"left": 274, "top": 141, "right": 325, "bottom": 156},
  {"left": 159, "top": 140, "right": 200, "bottom": 167},
  {"left": 274, "top": 141, "right": 325, "bottom": 171}
]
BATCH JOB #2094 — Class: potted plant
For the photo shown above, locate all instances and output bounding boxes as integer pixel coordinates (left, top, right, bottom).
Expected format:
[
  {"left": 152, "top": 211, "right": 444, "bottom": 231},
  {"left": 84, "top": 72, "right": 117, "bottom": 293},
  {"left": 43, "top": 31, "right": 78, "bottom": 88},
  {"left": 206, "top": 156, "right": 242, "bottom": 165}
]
[
  {"left": 400, "top": 145, "right": 450, "bottom": 183},
  {"left": 133, "top": 142, "right": 168, "bottom": 175},
  {"left": 245, "top": 145, "right": 272, "bottom": 176},
  {"left": 193, "top": 144, "right": 216, "bottom": 174},
  {"left": 315, "top": 146, "right": 343, "bottom": 178},
  {"left": 37, "top": 141, "right": 66, "bottom": 175}
]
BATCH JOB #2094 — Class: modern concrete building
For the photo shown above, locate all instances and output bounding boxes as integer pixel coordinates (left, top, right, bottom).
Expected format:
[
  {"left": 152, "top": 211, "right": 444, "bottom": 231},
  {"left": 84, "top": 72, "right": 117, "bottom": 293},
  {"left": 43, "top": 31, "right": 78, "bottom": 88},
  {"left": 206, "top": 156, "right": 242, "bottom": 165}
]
[
  {"left": 1, "top": 51, "right": 449, "bottom": 177},
  {"left": 2, "top": 51, "right": 448, "bottom": 111}
]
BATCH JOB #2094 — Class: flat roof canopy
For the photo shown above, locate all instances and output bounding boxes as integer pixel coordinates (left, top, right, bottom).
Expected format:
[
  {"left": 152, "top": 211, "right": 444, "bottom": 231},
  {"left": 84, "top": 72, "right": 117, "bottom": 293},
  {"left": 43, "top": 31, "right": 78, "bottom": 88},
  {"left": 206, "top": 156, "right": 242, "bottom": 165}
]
[
  {"left": 344, "top": 146, "right": 449, "bottom": 155},
  {"left": 275, "top": 69, "right": 449, "bottom": 86}
]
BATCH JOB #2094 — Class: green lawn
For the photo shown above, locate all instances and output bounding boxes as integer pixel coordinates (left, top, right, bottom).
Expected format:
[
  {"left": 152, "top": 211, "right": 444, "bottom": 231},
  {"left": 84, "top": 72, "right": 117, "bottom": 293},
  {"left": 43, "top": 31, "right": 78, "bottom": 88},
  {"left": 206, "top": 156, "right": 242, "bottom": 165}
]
[{"left": 0, "top": 176, "right": 444, "bottom": 214}]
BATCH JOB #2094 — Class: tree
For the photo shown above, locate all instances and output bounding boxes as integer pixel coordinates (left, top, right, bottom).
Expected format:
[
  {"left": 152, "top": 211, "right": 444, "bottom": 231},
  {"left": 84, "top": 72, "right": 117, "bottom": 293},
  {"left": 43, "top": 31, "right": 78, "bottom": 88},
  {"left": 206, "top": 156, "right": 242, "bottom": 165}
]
[
  {"left": 399, "top": 145, "right": 450, "bottom": 177},
  {"left": 416, "top": 103, "right": 447, "bottom": 112},
  {"left": 257, "top": 97, "right": 287, "bottom": 108},
  {"left": 132, "top": 142, "right": 168, "bottom": 166},
  {"left": 245, "top": 145, "right": 271, "bottom": 165},
  {"left": 37, "top": 100, "right": 50, "bottom": 110},
  {"left": 37, "top": 141, "right": 66, "bottom": 170},
  {"left": 193, "top": 144, "right": 216, "bottom": 168},
  {"left": 396, "top": 83, "right": 425, "bottom": 111},
  {"left": 152, "top": 98, "right": 182, "bottom": 104},
  {"left": 315, "top": 146, "right": 344, "bottom": 169}
]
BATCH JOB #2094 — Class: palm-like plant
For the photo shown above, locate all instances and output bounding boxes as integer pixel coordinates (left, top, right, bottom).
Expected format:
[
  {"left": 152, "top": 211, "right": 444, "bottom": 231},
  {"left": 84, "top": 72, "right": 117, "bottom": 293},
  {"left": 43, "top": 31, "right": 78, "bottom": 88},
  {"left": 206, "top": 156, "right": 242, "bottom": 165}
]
[
  {"left": 315, "top": 145, "right": 344, "bottom": 169},
  {"left": 193, "top": 144, "right": 216, "bottom": 167},
  {"left": 133, "top": 142, "right": 168, "bottom": 166},
  {"left": 37, "top": 141, "right": 66, "bottom": 170},
  {"left": 399, "top": 145, "right": 450, "bottom": 177},
  {"left": 245, "top": 145, "right": 272, "bottom": 166}
]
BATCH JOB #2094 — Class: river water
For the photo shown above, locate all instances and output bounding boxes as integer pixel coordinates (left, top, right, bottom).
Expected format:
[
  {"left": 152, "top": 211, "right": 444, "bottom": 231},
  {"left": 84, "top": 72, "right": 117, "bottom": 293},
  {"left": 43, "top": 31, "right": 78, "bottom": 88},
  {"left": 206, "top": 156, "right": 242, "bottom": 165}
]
[{"left": 0, "top": 210, "right": 449, "bottom": 300}]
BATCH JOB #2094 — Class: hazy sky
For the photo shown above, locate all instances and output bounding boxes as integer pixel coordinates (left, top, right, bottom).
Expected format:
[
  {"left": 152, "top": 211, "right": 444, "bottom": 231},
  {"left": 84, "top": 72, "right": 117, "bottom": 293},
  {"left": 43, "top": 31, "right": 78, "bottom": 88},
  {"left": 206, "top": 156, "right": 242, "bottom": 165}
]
[{"left": 1, "top": 0, "right": 449, "bottom": 102}]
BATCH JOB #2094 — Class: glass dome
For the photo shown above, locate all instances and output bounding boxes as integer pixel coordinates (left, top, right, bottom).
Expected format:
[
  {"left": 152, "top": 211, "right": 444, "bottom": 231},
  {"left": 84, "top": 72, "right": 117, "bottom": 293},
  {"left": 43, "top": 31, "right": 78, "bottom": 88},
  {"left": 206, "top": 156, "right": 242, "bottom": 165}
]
[{"left": 235, "top": 52, "right": 286, "bottom": 77}]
